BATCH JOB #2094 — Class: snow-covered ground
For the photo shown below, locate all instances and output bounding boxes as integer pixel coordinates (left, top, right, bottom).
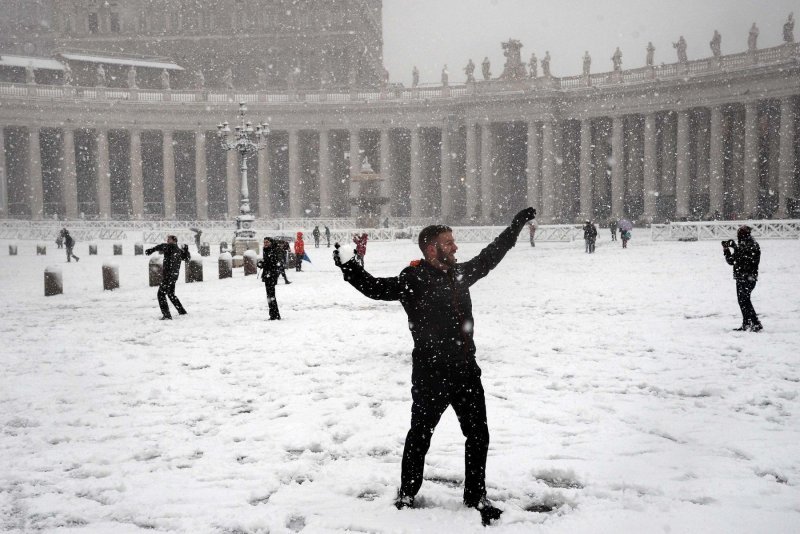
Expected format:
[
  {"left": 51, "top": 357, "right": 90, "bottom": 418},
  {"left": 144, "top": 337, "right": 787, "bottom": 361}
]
[{"left": 1, "top": 232, "right": 799, "bottom": 533}]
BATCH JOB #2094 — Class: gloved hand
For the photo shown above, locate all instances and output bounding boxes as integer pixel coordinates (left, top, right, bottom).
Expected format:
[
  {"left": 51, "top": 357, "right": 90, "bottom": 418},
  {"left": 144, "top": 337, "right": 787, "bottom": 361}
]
[
  {"left": 333, "top": 242, "right": 356, "bottom": 268},
  {"left": 512, "top": 207, "right": 536, "bottom": 228},
  {"left": 145, "top": 248, "right": 153, "bottom": 255}
]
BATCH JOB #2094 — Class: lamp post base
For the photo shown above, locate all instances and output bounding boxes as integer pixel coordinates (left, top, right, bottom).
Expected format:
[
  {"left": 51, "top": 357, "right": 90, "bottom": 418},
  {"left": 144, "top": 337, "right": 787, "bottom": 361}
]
[{"left": 233, "top": 214, "right": 259, "bottom": 256}]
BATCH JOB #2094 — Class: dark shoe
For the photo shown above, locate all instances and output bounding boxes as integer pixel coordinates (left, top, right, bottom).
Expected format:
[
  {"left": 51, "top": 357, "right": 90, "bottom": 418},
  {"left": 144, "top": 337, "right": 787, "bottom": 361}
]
[
  {"left": 160, "top": 315, "right": 172, "bottom": 320},
  {"left": 178, "top": 310, "right": 187, "bottom": 315},
  {"left": 750, "top": 324, "right": 763, "bottom": 332},
  {"left": 733, "top": 326, "right": 747, "bottom": 331},
  {"left": 394, "top": 492, "right": 414, "bottom": 510},
  {"left": 285, "top": 281, "right": 292, "bottom": 284},
  {"left": 269, "top": 316, "right": 281, "bottom": 321},
  {"left": 75, "top": 257, "right": 79, "bottom": 262},
  {"left": 466, "top": 496, "right": 503, "bottom": 526}
]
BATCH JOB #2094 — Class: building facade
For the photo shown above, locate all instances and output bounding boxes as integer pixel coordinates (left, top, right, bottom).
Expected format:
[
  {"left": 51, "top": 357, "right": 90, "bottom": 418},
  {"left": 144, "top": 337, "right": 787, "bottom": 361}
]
[
  {"left": 0, "top": 0, "right": 384, "bottom": 90},
  {"left": 0, "top": 18, "right": 798, "bottom": 224}
]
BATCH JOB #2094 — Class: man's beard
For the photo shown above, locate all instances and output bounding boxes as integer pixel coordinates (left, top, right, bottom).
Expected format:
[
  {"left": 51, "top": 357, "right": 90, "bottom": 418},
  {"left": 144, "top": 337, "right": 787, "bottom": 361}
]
[{"left": 436, "top": 246, "right": 457, "bottom": 267}]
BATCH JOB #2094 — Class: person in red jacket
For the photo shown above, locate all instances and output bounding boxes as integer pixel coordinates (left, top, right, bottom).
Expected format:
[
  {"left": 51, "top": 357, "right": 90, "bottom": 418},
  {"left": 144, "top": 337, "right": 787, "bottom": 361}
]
[
  {"left": 353, "top": 232, "right": 368, "bottom": 266},
  {"left": 294, "top": 232, "right": 305, "bottom": 272}
]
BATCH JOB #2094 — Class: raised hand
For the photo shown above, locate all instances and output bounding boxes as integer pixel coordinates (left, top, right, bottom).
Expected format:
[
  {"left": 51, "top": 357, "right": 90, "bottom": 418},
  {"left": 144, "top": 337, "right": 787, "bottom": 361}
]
[{"left": 512, "top": 207, "right": 536, "bottom": 227}]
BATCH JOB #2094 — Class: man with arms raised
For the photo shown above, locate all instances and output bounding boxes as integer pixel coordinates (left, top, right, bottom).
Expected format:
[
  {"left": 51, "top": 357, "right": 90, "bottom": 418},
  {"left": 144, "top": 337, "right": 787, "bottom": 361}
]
[{"left": 333, "top": 207, "right": 536, "bottom": 526}]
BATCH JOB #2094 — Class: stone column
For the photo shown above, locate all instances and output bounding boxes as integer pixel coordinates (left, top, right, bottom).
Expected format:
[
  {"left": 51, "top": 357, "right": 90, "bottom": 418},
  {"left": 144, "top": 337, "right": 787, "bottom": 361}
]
[
  {"left": 318, "top": 129, "right": 331, "bottom": 217},
  {"left": 643, "top": 113, "right": 658, "bottom": 221},
  {"left": 288, "top": 129, "right": 302, "bottom": 218},
  {"left": 708, "top": 106, "right": 725, "bottom": 216},
  {"left": 257, "top": 133, "right": 271, "bottom": 219},
  {"left": 27, "top": 127, "right": 44, "bottom": 219},
  {"left": 62, "top": 128, "right": 78, "bottom": 220},
  {"left": 409, "top": 127, "right": 423, "bottom": 217},
  {"left": 440, "top": 123, "right": 452, "bottom": 221},
  {"left": 349, "top": 128, "right": 361, "bottom": 210},
  {"left": 579, "top": 118, "right": 593, "bottom": 220},
  {"left": 162, "top": 130, "right": 176, "bottom": 219},
  {"left": 675, "top": 109, "right": 691, "bottom": 218},
  {"left": 777, "top": 97, "right": 796, "bottom": 217},
  {"left": 540, "top": 119, "right": 560, "bottom": 222},
  {"left": 465, "top": 122, "right": 479, "bottom": 220},
  {"left": 194, "top": 131, "right": 208, "bottom": 220},
  {"left": 527, "top": 121, "right": 541, "bottom": 212},
  {"left": 695, "top": 112, "right": 711, "bottom": 213},
  {"left": 129, "top": 129, "right": 143, "bottom": 219},
  {"left": 226, "top": 143, "right": 239, "bottom": 219},
  {"left": 379, "top": 128, "right": 391, "bottom": 217},
  {"left": 0, "top": 127, "right": 6, "bottom": 218},
  {"left": 743, "top": 101, "right": 759, "bottom": 218},
  {"left": 611, "top": 116, "right": 625, "bottom": 219},
  {"left": 96, "top": 129, "right": 111, "bottom": 219},
  {"left": 480, "top": 122, "right": 493, "bottom": 222}
]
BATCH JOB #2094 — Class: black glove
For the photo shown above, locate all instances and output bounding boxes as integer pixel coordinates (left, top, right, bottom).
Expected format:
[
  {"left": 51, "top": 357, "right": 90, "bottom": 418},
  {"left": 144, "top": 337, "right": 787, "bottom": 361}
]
[
  {"left": 145, "top": 248, "right": 153, "bottom": 255},
  {"left": 512, "top": 207, "right": 536, "bottom": 228}
]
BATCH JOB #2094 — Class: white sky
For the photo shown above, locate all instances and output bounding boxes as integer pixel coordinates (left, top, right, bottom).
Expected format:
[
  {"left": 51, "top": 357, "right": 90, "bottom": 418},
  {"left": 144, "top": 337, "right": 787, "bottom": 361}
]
[{"left": 382, "top": 0, "right": 798, "bottom": 85}]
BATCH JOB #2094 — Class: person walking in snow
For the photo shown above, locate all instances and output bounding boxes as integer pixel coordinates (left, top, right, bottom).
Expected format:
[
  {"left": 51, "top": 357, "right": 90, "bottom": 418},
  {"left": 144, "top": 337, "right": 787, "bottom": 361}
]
[
  {"left": 294, "top": 232, "right": 305, "bottom": 272},
  {"left": 55, "top": 233, "right": 64, "bottom": 249},
  {"left": 527, "top": 219, "right": 537, "bottom": 247},
  {"left": 324, "top": 225, "right": 331, "bottom": 248},
  {"left": 609, "top": 219, "right": 618, "bottom": 241},
  {"left": 583, "top": 221, "right": 597, "bottom": 253},
  {"left": 333, "top": 206, "right": 537, "bottom": 526},
  {"left": 146, "top": 235, "right": 190, "bottom": 320},
  {"left": 312, "top": 225, "right": 321, "bottom": 248},
  {"left": 277, "top": 240, "right": 292, "bottom": 284},
  {"left": 353, "top": 232, "right": 368, "bottom": 266},
  {"left": 61, "top": 228, "right": 79, "bottom": 262},
  {"left": 723, "top": 225, "right": 762, "bottom": 332},
  {"left": 259, "top": 237, "right": 284, "bottom": 320}
]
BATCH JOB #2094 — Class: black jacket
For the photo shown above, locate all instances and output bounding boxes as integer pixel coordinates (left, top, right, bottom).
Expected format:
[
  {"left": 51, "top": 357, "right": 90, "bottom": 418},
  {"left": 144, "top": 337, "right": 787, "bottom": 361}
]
[
  {"left": 725, "top": 238, "right": 760, "bottom": 281},
  {"left": 147, "top": 243, "right": 190, "bottom": 280},
  {"left": 340, "top": 222, "right": 524, "bottom": 374},
  {"left": 260, "top": 244, "right": 284, "bottom": 282}
]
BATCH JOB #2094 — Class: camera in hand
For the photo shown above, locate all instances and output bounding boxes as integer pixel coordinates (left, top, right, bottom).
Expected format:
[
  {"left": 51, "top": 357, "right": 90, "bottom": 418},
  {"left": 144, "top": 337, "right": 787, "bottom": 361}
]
[{"left": 721, "top": 239, "right": 735, "bottom": 247}]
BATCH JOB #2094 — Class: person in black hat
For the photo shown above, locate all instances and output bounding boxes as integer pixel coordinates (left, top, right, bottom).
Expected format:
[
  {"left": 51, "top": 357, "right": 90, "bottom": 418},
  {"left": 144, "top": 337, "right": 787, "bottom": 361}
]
[
  {"left": 146, "top": 235, "right": 190, "bottom": 320},
  {"left": 722, "top": 225, "right": 762, "bottom": 331}
]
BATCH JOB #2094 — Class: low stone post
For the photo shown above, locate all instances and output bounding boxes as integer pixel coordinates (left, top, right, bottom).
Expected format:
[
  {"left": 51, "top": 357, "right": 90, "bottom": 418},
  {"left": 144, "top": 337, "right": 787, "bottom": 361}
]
[
  {"left": 44, "top": 266, "right": 63, "bottom": 296},
  {"left": 149, "top": 255, "right": 163, "bottom": 287},
  {"left": 134, "top": 243, "right": 144, "bottom": 255},
  {"left": 232, "top": 254, "right": 244, "bottom": 268},
  {"left": 199, "top": 242, "right": 210, "bottom": 257},
  {"left": 218, "top": 252, "right": 232, "bottom": 279},
  {"left": 9, "top": 245, "right": 17, "bottom": 256},
  {"left": 243, "top": 250, "right": 258, "bottom": 276},
  {"left": 36, "top": 244, "right": 46, "bottom": 255},
  {"left": 102, "top": 262, "right": 119, "bottom": 291},
  {"left": 113, "top": 243, "right": 123, "bottom": 255},
  {"left": 89, "top": 244, "right": 98, "bottom": 255},
  {"left": 186, "top": 257, "right": 203, "bottom": 283}
]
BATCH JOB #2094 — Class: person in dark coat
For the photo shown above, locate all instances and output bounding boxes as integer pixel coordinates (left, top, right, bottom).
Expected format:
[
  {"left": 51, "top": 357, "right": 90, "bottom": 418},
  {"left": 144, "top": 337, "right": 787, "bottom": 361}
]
[
  {"left": 146, "top": 235, "right": 190, "bottom": 320},
  {"left": 61, "top": 228, "right": 79, "bottom": 262},
  {"left": 589, "top": 221, "right": 597, "bottom": 253},
  {"left": 312, "top": 225, "right": 321, "bottom": 248},
  {"left": 324, "top": 225, "right": 331, "bottom": 248},
  {"left": 259, "top": 237, "right": 284, "bottom": 320},
  {"left": 333, "top": 206, "right": 537, "bottom": 526},
  {"left": 55, "top": 234, "right": 64, "bottom": 249},
  {"left": 277, "top": 240, "right": 292, "bottom": 284},
  {"left": 609, "top": 219, "right": 618, "bottom": 241},
  {"left": 723, "top": 225, "right": 762, "bottom": 331}
]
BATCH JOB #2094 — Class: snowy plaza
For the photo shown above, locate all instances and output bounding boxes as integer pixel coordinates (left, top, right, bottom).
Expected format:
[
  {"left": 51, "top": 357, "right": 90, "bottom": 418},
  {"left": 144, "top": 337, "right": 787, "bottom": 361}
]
[{"left": 1, "top": 234, "right": 799, "bottom": 533}]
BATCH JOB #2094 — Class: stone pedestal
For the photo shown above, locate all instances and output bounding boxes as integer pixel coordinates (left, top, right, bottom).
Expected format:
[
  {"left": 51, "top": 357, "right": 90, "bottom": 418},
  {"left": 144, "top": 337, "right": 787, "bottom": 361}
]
[
  {"left": 243, "top": 250, "right": 258, "bottom": 276},
  {"left": 37, "top": 245, "right": 46, "bottom": 255},
  {"left": 186, "top": 258, "right": 203, "bottom": 283},
  {"left": 89, "top": 244, "right": 98, "bottom": 255},
  {"left": 44, "top": 266, "right": 62, "bottom": 296},
  {"left": 134, "top": 243, "right": 144, "bottom": 256},
  {"left": 113, "top": 243, "right": 123, "bottom": 255},
  {"left": 102, "top": 263, "right": 119, "bottom": 291},
  {"left": 218, "top": 253, "right": 232, "bottom": 279}
]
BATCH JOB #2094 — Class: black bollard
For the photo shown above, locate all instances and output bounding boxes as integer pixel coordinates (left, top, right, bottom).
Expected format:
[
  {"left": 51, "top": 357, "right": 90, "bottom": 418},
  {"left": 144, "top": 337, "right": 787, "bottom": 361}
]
[
  {"left": 89, "top": 244, "right": 98, "bottom": 255},
  {"left": 44, "top": 266, "right": 63, "bottom": 296},
  {"left": 186, "top": 257, "right": 203, "bottom": 283},
  {"left": 102, "top": 263, "right": 119, "bottom": 291},
  {"left": 36, "top": 244, "right": 46, "bottom": 255},
  {"left": 243, "top": 250, "right": 258, "bottom": 275},
  {"left": 218, "top": 252, "right": 232, "bottom": 279},
  {"left": 200, "top": 242, "right": 210, "bottom": 257},
  {"left": 9, "top": 245, "right": 17, "bottom": 256},
  {"left": 149, "top": 255, "right": 163, "bottom": 287},
  {"left": 134, "top": 243, "right": 144, "bottom": 256},
  {"left": 113, "top": 243, "right": 123, "bottom": 255}
]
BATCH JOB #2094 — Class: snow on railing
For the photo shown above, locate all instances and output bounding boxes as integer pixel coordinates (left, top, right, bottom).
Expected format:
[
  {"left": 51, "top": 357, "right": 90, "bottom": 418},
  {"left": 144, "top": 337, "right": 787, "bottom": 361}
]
[{"left": 650, "top": 220, "right": 800, "bottom": 240}]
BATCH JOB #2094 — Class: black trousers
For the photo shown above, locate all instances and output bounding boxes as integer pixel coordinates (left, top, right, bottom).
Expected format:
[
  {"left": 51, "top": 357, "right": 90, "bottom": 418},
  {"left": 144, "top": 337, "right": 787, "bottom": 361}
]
[
  {"left": 157, "top": 278, "right": 185, "bottom": 318},
  {"left": 264, "top": 279, "right": 280, "bottom": 319},
  {"left": 400, "top": 368, "right": 489, "bottom": 505},
  {"left": 736, "top": 278, "right": 760, "bottom": 327}
]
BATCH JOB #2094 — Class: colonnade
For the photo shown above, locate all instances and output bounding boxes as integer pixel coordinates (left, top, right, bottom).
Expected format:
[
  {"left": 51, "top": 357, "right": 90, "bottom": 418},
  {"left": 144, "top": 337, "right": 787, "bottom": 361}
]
[{"left": 1, "top": 95, "right": 798, "bottom": 222}]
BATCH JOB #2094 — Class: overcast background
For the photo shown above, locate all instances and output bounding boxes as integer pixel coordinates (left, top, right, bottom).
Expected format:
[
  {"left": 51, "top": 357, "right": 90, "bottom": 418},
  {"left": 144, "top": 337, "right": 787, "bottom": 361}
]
[{"left": 383, "top": 0, "right": 798, "bottom": 86}]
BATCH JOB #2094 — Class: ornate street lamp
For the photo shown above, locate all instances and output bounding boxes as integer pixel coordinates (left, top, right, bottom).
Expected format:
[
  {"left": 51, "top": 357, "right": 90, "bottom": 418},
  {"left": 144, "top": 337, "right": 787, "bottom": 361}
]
[{"left": 216, "top": 101, "right": 269, "bottom": 254}]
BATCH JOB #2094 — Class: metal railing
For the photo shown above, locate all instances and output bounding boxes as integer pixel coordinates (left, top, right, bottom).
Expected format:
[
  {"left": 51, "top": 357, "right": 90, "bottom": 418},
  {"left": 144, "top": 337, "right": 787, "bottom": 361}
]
[{"left": 650, "top": 220, "right": 800, "bottom": 240}]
